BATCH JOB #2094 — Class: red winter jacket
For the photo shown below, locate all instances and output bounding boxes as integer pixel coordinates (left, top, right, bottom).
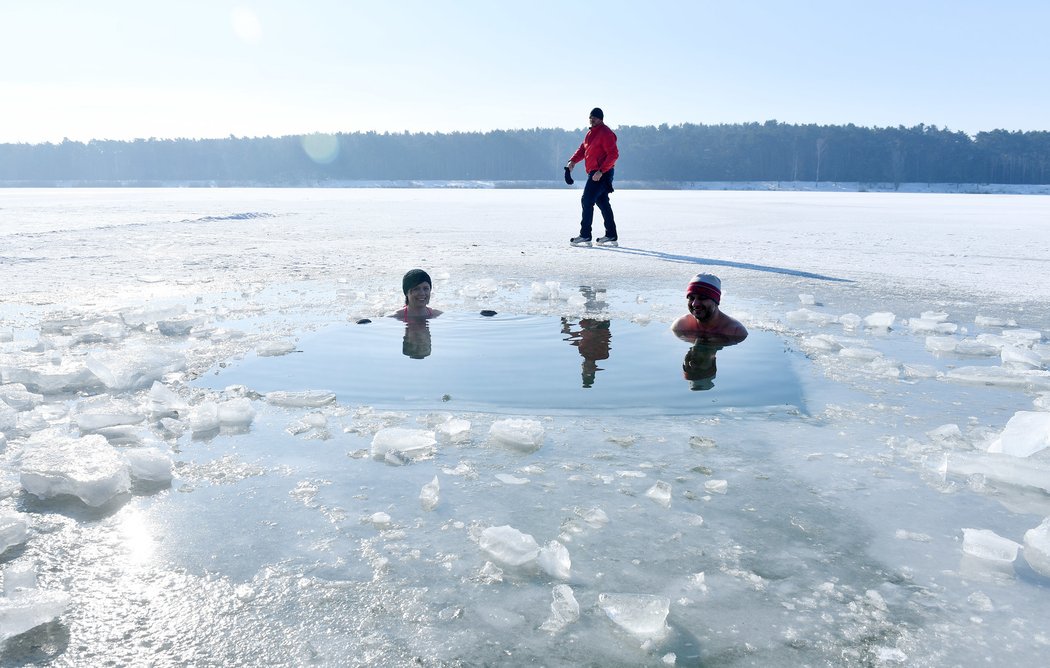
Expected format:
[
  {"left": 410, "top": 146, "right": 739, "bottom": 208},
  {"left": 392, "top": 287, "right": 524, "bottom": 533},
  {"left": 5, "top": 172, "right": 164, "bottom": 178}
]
[{"left": 570, "top": 123, "right": 618, "bottom": 173}]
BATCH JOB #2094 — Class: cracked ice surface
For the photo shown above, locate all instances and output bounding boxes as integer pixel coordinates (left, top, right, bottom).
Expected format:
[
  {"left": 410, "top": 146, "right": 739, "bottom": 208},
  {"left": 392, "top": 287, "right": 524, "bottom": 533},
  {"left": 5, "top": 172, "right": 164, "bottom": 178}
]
[{"left": 2, "top": 189, "right": 1050, "bottom": 666}]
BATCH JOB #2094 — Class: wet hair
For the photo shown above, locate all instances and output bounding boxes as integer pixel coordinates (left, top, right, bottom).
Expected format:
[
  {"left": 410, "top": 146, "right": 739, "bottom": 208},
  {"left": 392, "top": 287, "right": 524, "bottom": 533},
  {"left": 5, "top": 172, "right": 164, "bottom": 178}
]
[{"left": 402, "top": 268, "right": 432, "bottom": 305}]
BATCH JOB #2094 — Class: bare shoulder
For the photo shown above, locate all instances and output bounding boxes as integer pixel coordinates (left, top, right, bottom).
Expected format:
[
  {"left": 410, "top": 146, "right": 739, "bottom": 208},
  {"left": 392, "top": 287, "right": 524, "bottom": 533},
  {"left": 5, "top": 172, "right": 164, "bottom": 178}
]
[{"left": 671, "top": 315, "right": 697, "bottom": 339}]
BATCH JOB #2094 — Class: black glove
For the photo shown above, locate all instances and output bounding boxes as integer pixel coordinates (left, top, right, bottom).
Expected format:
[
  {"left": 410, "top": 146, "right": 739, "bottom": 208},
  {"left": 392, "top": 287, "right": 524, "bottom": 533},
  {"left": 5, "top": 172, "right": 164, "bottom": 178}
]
[{"left": 563, "top": 167, "right": 574, "bottom": 185}]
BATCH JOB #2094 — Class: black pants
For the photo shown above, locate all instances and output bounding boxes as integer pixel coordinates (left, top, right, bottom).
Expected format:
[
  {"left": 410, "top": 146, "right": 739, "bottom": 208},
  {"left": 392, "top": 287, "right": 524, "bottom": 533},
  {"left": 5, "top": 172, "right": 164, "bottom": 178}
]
[{"left": 579, "top": 168, "right": 617, "bottom": 239}]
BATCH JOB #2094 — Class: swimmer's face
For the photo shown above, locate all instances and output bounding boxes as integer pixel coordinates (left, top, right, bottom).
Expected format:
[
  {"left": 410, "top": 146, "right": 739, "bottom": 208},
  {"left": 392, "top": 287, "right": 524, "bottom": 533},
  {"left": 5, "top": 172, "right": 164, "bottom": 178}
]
[
  {"left": 687, "top": 292, "right": 718, "bottom": 323},
  {"left": 407, "top": 282, "right": 432, "bottom": 308}
]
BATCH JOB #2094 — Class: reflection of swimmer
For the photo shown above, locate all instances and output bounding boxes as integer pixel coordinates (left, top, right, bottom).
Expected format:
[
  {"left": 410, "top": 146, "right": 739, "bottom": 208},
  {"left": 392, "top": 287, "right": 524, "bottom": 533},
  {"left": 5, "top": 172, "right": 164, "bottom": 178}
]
[
  {"left": 391, "top": 269, "right": 444, "bottom": 320},
  {"left": 402, "top": 319, "right": 432, "bottom": 359},
  {"left": 561, "top": 317, "right": 611, "bottom": 388},
  {"left": 681, "top": 339, "right": 742, "bottom": 391},
  {"left": 671, "top": 273, "right": 748, "bottom": 343},
  {"left": 683, "top": 342, "right": 720, "bottom": 391}
]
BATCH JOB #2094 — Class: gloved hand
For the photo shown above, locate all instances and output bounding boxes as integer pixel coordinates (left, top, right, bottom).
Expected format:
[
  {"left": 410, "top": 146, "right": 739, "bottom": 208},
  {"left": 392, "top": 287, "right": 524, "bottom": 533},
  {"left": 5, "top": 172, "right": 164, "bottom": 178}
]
[{"left": 563, "top": 166, "right": 574, "bottom": 185}]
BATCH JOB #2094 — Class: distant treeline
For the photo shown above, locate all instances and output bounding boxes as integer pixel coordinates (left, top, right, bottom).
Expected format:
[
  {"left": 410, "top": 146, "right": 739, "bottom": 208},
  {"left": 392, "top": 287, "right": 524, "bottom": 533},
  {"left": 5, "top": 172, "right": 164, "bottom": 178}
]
[{"left": 2, "top": 121, "right": 1049, "bottom": 185}]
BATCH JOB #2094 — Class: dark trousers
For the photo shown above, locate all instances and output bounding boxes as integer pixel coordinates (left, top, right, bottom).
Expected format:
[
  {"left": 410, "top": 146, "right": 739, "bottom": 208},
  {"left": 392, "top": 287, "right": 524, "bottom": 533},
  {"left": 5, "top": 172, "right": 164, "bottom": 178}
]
[{"left": 579, "top": 168, "right": 617, "bottom": 239}]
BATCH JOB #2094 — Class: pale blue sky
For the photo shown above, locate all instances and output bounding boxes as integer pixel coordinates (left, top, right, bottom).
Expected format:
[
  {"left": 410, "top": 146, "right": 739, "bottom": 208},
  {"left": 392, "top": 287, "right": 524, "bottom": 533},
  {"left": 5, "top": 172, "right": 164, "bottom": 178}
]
[{"left": 1, "top": 1, "right": 1047, "bottom": 143}]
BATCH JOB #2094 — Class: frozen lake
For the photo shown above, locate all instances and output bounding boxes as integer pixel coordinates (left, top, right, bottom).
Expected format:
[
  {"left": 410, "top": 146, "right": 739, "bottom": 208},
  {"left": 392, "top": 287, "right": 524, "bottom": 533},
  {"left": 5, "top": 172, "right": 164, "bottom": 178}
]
[{"left": 2, "top": 188, "right": 1050, "bottom": 666}]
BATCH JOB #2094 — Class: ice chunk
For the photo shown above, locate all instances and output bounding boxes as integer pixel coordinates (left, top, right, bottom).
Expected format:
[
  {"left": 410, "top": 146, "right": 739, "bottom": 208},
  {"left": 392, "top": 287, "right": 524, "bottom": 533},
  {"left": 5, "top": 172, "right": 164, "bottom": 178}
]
[
  {"left": 369, "top": 512, "right": 391, "bottom": 528},
  {"left": 975, "top": 315, "right": 1016, "bottom": 327},
  {"left": 435, "top": 417, "right": 471, "bottom": 443},
  {"left": 218, "top": 398, "right": 255, "bottom": 426},
  {"left": 371, "top": 428, "right": 436, "bottom": 461},
  {"left": 902, "top": 363, "right": 939, "bottom": 379},
  {"left": 576, "top": 506, "right": 610, "bottom": 528},
  {"left": 84, "top": 346, "right": 185, "bottom": 392},
  {"left": 146, "top": 381, "right": 189, "bottom": 417},
  {"left": 3, "top": 562, "right": 36, "bottom": 594},
  {"left": 839, "top": 346, "right": 882, "bottom": 361},
  {"left": 73, "top": 398, "right": 145, "bottom": 433},
  {"left": 477, "top": 561, "right": 504, "bottom": 584},
  {"left": 945, "top": 366, "right": 1050, "bottom": 391},
  {"left": 910, "top": 318, "right": 957, "bottom": 334},
  {"left": 124, "top": 447, "right": 174, "bottom": 483},
  {"left": 987, "top": 411, "right": 1050, "bottom": 458},
  {"left": 0, "top": 565, "right": 71, "bottom": 642},
  {"left": 537, "top": 540, "right": 571, "bottom": 579},
  {"left": 488, "top": 419, "right": 544, "bottom": 451},
  {"left": 1022, "top": 517, "right": 1050, "bottom": 577},
  {"left": 419, "top": 475, "right": 440, "bottom": 511},
  {"left": 0, "top": 383, "right": 43, "bottom": 411},
  {"left": 0, "top": 511, "right": 29, "bottom": 553},
  {"left": 786, "top": 308, "right": 837, "bottom": 326},
  {"left": 1002, "top": 329, "right": 1043, "bottom": 345},
  {"left": 645, "top": 481, "right": 672, "bottom": 507},
  {"left": 0, "top": 355, "right": 97, "bottom": 394},
  {"left": 495, "top": 473, "right": 529, "bottom": 485},
  {"left": 20, "top": 433, "right": 131, "bottom": 506},
  {"left": 157, "top": 315, "right": 206, "bottom": 337},
  {"left": 530, "top": 281, "right": 561, "bottom": 300},
  {"left": 864, "top": 311, "right": 896, "bottom": 329},
  {"left": 264, "top": 390, "right": 337, "bottom": 407},
  {"left": 839, "top": 313, "right": 862, "bottom": 330},
  {"left": 479, "top": 525, "right": 540, "bottom": 566},
  {"left": 460, "top": 278, "right": 498, "bottom": 297},
  {"left": 1034, "top": 392, "right": 1050, "bottom": 411},
  {"left": 119, "top": 303, "right": 187, "bottom": 328},
  {"left": 798, "top": 294, "right": 815, "bottom": 305},
  {"left": 705, "top": 479, "right": 728, "bottom": 494},
  {"left": 925, "top": 336, "right": 957, "bottom": 353},
  {"left": 1002, "top": 346, "right": 1043, "bottom": 369},
  {"left": 921, "top": 311, "right": 950, "bottom": 322},
  {"left": 0, "top": 402, "right": 15, "bottom": 433},
  {"left": 955, "top": 339, "right": 1000, "bottom": 356},
  {"left": 598, "top": 593, "right": 670, "bottom": 640},
  {"left": 927, "top": 423, "right": 964, "bottom": 444},
  {"left": 189, "top": 402, "right": 221, "bottom": 433},
  {"left": 800, "top": 334, "right": 842, "bottom": 353},
  {"left": 945, "top": 452, "right": 1050, "bottom": 494},
  {"left": 961, "top": 528, "right": 1020, "bottom": 563},
  {"left": 540, "top": 584, "right": 580, "bottom": 632},
  {"left": 255, "top": 340, "right": 297, "bottom": 357}
]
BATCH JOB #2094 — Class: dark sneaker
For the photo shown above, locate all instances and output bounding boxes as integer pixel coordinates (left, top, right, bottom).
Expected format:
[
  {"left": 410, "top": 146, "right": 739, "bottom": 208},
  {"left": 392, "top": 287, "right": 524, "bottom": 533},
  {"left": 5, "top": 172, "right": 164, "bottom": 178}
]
[
  {"left": 570, "top": 236, "right": 592, "bottom": 247},
  {"left": 596, "top": 236, "right": 618, "bottom": 246}
]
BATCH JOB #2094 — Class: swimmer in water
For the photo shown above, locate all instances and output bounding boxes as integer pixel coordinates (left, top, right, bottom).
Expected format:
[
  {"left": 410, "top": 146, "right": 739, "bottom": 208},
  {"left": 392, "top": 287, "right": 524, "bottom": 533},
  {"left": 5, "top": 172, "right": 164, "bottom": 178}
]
[
  {"left": 392, "top": 268, "right": 443, "bottom": 320},
  {"left": 671, "top": 273, "right": 747, "bottom": 343}
]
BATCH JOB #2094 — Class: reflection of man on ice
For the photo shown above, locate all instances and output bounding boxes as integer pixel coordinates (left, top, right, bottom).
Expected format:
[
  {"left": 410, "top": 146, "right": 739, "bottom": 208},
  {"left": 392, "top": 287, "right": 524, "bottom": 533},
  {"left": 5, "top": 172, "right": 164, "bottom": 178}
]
[
  {"left": 566, "top": 107, "right": 619, "bottom": 247},
  {"left": 561, "top": 317, "right": 612, "bottom": 388}
]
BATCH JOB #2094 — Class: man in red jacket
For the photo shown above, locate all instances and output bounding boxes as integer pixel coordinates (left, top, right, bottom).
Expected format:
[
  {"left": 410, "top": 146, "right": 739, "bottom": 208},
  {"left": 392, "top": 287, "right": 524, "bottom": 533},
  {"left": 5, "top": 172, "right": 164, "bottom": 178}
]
[{"left": 566, "top": 107, "right": 619, "bottom": 247}]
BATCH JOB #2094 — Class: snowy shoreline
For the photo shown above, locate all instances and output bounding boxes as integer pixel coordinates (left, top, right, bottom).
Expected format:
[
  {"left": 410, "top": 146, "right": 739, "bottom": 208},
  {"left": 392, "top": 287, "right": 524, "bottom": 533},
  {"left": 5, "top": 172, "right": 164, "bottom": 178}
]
[{"left": 2, "top": 180, "right": 1049, "bottom": 195}]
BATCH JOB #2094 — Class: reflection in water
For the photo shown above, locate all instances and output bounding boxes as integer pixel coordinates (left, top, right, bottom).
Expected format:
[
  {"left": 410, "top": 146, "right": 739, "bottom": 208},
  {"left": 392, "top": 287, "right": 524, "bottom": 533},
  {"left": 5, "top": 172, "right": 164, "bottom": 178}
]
[
  {"left": 562, "top": 285, "right": 613, "bottom": 388},
  {"left": 682, "top": 339, "right": 742, "bottom": 391},
  {"left": 402, "top": 320, "right": 432, "bottom": 359}
]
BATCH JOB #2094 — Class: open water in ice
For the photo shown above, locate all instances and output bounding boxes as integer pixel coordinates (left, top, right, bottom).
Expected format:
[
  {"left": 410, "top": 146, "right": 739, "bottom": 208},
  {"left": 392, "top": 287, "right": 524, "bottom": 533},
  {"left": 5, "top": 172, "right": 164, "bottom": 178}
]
[
  {"left": 202, "top": 313, "right": 803, "bottom": 416},
  {"left": 2, "top": 188, "right": 1050, "bottom": 666}
]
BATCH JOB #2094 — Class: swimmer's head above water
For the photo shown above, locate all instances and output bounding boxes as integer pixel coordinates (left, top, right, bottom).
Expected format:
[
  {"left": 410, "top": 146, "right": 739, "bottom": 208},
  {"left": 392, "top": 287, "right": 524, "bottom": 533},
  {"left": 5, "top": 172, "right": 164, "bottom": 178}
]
[
  {"left": 394, "top": 268, "right": 443, "bottom": 320},
  {"left": 671, "top": 272, "right": 747, "bottom": 342}
]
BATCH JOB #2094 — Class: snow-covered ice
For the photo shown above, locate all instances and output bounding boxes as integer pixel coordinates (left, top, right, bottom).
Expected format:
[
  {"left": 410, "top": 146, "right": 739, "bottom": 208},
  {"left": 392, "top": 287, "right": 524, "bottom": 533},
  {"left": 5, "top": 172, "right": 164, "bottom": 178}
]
[{"left": 3, "top": 188, "right": 1050, "bottom": 666}]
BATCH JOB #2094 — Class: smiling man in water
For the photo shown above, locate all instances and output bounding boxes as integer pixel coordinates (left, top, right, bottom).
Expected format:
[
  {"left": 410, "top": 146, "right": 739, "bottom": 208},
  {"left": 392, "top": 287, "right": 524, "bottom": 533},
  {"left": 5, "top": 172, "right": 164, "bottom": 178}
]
[{"left": 671, "top": 273, "right": 748, "bottom": 342}]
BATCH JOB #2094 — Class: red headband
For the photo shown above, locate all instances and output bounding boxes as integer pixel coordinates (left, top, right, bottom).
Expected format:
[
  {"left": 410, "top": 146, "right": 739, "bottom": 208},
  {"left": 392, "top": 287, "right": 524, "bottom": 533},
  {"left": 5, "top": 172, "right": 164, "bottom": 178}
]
[{"left": 687, "top": 280, "right": 721, "bottom": 304}]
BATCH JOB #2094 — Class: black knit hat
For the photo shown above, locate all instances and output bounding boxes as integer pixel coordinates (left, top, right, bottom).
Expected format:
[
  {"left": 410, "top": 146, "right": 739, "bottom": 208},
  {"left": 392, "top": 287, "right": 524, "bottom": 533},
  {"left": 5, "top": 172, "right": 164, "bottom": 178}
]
[
  {"left": 402, "top": 268, "right": 432, "bottom": 295},
  {"left": 590, "top": 107, "right": 604, "bottom": 120}
]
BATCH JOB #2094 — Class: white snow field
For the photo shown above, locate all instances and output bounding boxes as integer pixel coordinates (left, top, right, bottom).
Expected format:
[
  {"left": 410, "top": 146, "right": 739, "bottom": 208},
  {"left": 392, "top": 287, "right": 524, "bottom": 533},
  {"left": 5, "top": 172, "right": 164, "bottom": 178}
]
[{"left": 2, "top": 187, "right": 1050, "bottom": 666}]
